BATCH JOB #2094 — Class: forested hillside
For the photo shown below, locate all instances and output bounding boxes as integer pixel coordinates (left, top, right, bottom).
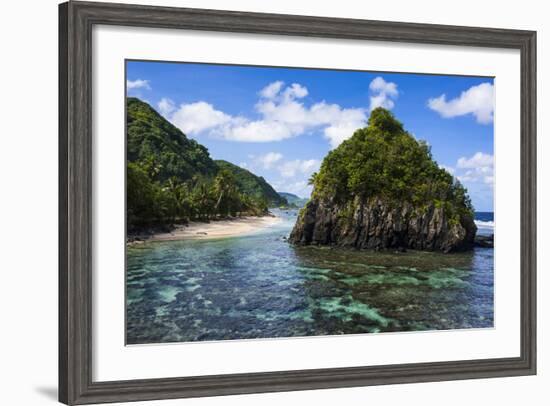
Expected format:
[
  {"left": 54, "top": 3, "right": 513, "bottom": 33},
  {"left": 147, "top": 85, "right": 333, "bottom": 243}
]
[
  {"left": 126, "top": 98, "right": 280, "bottom": 230},
  {"left": 215, "top": 160, "right": 287, "bottom": 207}
]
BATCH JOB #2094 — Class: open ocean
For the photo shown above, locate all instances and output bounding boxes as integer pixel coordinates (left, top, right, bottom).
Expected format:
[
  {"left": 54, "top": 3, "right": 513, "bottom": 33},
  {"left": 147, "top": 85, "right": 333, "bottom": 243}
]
[
  {"left": 474, "top": 211, "right": 494, "bottom": 236},
  {"left": 126, "top": 210, "right": 494, "bottom": 344}
]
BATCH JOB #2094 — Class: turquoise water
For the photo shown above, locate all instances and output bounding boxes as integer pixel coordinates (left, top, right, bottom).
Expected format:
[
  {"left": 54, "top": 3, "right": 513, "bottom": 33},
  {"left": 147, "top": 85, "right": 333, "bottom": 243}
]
[{"left": 126, "top": 210, "right": 494, "bottom": 344}]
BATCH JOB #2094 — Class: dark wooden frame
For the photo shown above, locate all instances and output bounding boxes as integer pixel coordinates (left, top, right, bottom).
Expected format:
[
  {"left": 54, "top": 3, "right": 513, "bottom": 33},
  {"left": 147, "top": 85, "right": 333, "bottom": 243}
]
[{"left": 59, "top": 1, "right": 537, "bottom": 404}]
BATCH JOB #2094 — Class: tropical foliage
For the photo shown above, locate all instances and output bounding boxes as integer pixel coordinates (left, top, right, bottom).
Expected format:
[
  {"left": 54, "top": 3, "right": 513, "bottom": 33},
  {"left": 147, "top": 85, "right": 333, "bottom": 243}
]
[
  {"left": 311, "top": 107, "right": 474, "bottom": 222},
  {"left": 127, "top": 97, "right": 217, "bottom": 182},
  {"left": 126, "top": 98, "right": 274, "bottom": 230},
  {"left": 214, "top": 160, "right": 287, "bottom": 207}
]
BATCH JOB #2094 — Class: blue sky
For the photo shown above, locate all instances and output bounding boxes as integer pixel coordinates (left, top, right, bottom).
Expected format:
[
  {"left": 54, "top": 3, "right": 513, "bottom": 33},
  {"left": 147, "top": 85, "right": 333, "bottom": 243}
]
[{"left": 127, "top": 60, "right": 494, "bottom": 211}]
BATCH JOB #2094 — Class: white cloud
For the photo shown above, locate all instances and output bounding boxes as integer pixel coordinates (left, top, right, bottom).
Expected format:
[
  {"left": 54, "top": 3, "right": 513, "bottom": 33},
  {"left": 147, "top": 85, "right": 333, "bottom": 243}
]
[
  {"left": 282, "top": 83, "right": 308, "bottom": 100},
  {"left": 255, "top": 152, "right": 283, "bottom": 169},
  {"left": 311, "top": 102, "right": 367, "bottom": 148},
  {"left": 220, "top": 119, "right": 295, "bottom": 142},
  {"left": 169, "top": 101, "right": 232, "bottom": 135},
  {"left": 260, "top": 81, "right": 307, "bottom": 101},
  {"left": 323, "top": 123, "right": 361, "bottom": 148},
  {"left": 127, "top": 79, "right": 151, "bottom": 90},
  {"left": 286, "top": 180, "right": 312, "bottom": 197},
  {"left": 370, "top": 76, "right": 398, "bottom": 97},
  {"left": 242, "top": 154, "right": 319, "bottom": 198},
  {"left": 270, "top": 179, "right": 312, "bottom": 198},
  {"left": 259, "top": 81, "right": 284, "bottom": 99},
  {"left": 454, "top": 152, "right": 494, "bottom": 187},
  {"left": 278, "top": 159, "right": 321, "bottom": 178},
  {"left": 157, "top": 98, "right": 175, "bottom": 117},
  {"left": 436, "top": 152, "right": 494, "bottom": 210},
  {"left": 456, "top": 170, "right": 476, "bottom": 183},
  {"left": 457, "top": 152, "right": 494, "bottom": 169},
  {"left": 160, "top": 81, "right": 368, "bottom": 147},
  {"left": 369, "top": 76, "right": 399, "bottom": 110},
  {"left": 439, "top": 164, "right": 455, "bottom": 175},
  {"left": 428, "top": 82, "right": 494, "bottom": 124}
]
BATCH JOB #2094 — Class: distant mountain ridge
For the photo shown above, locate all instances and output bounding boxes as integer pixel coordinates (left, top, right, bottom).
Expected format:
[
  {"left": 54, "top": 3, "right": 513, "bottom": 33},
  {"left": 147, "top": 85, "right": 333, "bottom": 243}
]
[{"left": 278, "top": 192, "right": 309, "bottom": 208}]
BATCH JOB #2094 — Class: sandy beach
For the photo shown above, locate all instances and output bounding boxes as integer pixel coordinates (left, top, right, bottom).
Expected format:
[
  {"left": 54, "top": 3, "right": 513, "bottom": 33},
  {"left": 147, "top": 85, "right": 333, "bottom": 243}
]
[{"left": 136, "top": 215, "right": 283, "bottom": 243}]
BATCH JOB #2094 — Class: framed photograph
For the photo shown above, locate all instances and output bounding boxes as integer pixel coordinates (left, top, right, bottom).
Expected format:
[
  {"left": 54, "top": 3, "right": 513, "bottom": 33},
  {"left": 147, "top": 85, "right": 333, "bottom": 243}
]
[{"left": 59, "top": 1, "right": 536, "bottom": 404}]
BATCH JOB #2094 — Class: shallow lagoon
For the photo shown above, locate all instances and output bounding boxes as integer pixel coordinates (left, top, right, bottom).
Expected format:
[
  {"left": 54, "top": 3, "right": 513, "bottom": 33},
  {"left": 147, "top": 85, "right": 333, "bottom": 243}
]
[{"left": 126, "top": 210, "right": 493, "bottom": 344}]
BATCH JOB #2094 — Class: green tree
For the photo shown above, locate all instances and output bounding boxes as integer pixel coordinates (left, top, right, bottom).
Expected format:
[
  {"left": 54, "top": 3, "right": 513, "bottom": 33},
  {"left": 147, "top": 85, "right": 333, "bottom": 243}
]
[
  {"left": 127, "top": 162, "right": 171, "bottom": 228},
  {"left": 312, "top": 107, "right": 474, "bottom": 223},
  {"left": 213, "top": 169, "right": 239, "bottom": 217},
  {"left": 192, "top": 182, "right": 215, "bottom": 220},
  {"left": 126, "top": 98, "right": 284, "bottom": 229}
]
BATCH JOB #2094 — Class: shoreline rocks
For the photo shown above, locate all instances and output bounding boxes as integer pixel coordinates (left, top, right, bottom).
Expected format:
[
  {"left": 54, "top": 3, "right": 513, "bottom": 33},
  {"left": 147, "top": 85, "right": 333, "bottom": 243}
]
[
  {"left": 289, "top": 197, "right": 477, "bottom": 253},
  {"left": 474, "top": 234, "right": 494, "bottom": 248}
]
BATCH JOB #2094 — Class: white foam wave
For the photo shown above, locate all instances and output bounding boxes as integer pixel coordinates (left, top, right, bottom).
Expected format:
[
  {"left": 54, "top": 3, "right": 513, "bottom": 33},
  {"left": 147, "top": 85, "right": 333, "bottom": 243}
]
[{"left": 475, "top": 220, "right": 494, "bottom": 229}]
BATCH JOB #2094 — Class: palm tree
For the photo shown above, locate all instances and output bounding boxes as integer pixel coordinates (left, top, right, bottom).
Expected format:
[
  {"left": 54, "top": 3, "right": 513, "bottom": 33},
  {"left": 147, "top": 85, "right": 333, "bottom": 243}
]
[
  {"left": 213, "top": 169, "right": 238, "bottom": 217},
  {"left": 308, "top": 171, "right": 318, "bottom": 185},
  {"left": 194, "top": 182, "right": 213, "bottom": 220}
]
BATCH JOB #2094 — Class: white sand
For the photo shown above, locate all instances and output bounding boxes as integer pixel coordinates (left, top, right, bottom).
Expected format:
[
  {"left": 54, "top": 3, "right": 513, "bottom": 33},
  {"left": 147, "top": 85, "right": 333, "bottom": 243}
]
[{"left": 148, "top": 216, "right": 282, "bottom": 242}]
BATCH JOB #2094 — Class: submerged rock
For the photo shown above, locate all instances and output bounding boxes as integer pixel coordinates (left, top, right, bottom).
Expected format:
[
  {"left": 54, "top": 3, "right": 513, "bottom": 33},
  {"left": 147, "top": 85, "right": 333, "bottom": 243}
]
[{"left": 474, "top": 234, "right": 494, "bottom": 248}]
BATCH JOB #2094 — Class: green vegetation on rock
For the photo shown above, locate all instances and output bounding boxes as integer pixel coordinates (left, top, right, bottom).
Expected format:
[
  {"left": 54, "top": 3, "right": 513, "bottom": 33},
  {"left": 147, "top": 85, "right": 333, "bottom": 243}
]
[
  {"left": 311, "top": 108, "right": 473, "bottom": 220},
  {"left": 290, "top": 108, "right": 477, "bottom": 252}
]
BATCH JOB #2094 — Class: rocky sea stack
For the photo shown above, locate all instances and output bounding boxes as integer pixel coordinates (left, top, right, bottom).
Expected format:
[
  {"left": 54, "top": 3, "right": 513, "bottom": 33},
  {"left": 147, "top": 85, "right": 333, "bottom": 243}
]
[{"left": 289, "top": 108, "right": 477, "bottom": 253}]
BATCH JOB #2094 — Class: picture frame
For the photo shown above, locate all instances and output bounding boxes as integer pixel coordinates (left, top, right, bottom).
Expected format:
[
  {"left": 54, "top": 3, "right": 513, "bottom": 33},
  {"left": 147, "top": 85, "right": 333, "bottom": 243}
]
[{"left": 59, "top": 1, "right": 537, "bottom": 404}]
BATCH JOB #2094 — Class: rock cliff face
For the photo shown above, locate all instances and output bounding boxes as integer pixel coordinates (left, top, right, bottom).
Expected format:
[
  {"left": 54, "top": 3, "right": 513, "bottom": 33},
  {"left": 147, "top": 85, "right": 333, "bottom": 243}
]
[
  {"left": 289, "top": 107, "right": 477, "bottom": 253},
  {"left": 289, "top": 196, "right": 476, "bottom": 253}
]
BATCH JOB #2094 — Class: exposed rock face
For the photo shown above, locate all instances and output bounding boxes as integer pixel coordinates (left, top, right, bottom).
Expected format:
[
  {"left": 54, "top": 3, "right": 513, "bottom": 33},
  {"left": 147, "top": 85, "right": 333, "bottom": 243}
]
[
  {"left": 289, "top": 196, "right": 477, "bottom": 253},
  {"left": 289, "top": 107, "right": 478, "bottom": 254}
]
